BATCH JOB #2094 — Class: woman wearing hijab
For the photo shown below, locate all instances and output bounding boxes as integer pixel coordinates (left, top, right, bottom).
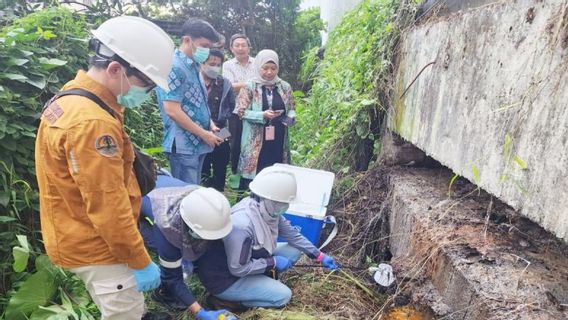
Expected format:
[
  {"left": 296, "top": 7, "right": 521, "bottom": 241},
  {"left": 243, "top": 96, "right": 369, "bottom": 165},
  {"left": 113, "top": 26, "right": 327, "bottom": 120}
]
[
  {"left": 195, "top": 166, "right": 339, "bottom": 310},
  {"left": 235, "top": 49, "right": 296, "bottom": 190}
]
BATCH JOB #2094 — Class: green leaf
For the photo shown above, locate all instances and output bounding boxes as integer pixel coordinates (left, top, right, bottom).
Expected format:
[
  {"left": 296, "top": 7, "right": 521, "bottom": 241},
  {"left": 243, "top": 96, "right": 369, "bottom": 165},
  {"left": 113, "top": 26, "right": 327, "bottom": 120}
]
[
  {"left": 19, "top": 49, "right": 34, "bottom": 57},
  {"left": 143, "top": 147, "right": 163, "bottom": 155},
  {"left": 0, "top": 191, "right": 10, "bottom": 207},
  {"left": 6, "top": 259, "right": 58, "bottom": 320},
  {"left": 30, "top": 305, "right": 67, "bottom": 320},
  {"left": 7, "top": 58, "right": 29, "bottom": 66},
  {"left": 3, "top": 73, "right": 29, "bottom": 81},
  {"left": 472, "top": 165, "right": 481, "bottom": 184},
  {"left": 13, "top": 235, "right": 30, "bottom": 272},
  {"left": 448, "top": 173, "right": 459, "bottom": 196},
  {"left": 42, "top": 30, "right": 57, "bottom": 40},
  {"left": 0, "top": 216, "right": 17, "bottom": 223},
  {"left": 513, "top": 155, "right": 527, "bottom": 170},
  {"left": 25, "top": 76, "right": 47, "bottom": 89},
  {"left": 13, "top": 247, "right": 29, "bottom": 272},
  {"left": 16, "top": 234, "right": 30, "bottom": 250},
  {"left": 35, "top": 254, "right": 55, "bottom": 271},
  {"left": 39, "top": 57, "right": 68, "bottom": 70}
]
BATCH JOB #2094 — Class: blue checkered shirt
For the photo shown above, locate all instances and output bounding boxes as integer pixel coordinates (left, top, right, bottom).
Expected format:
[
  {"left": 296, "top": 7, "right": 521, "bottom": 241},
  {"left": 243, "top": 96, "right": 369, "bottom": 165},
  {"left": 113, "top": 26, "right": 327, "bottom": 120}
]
[{"left": 157, "top": 49, "right": 212, "bottom": 155}]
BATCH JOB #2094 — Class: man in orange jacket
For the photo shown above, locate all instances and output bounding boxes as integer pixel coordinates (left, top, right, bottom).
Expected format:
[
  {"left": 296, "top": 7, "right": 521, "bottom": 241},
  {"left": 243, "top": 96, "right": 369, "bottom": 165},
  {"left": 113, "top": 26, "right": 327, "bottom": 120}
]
[{"left": 35, "top": 16, "right": 174, "bottom": 320}]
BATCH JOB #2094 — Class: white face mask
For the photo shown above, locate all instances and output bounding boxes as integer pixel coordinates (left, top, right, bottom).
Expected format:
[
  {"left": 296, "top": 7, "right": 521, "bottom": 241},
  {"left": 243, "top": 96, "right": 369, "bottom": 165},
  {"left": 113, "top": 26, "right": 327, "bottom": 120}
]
[
  {"left": 262, "top": 199, "right": 289, "bottom": 218},
  {"left": 203, "top": 65, "right": 221, "bottom": 79}
]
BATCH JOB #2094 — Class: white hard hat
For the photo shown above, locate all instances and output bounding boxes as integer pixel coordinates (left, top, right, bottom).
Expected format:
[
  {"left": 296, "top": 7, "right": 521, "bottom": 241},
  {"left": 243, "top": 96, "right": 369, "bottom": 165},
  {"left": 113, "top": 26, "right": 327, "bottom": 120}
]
[
  {"left": 179, "top": 188, "right": 232, "bottom": 240},
  {"left": 91, "top": 16, "right": 174, "bottom": 90},
  {"left": 249, "top": 166, "right": 297, "bottom": 203}
]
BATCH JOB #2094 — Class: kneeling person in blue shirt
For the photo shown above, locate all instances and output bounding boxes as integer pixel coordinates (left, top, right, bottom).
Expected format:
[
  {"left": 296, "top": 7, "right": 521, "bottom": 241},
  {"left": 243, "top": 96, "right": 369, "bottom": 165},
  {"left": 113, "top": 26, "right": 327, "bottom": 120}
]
[
  {"left": 195, "top": 166, "right": 339, "bottom": 310},
  {"left": 141, "top": 174, "right": 233, "bottom": 320}
]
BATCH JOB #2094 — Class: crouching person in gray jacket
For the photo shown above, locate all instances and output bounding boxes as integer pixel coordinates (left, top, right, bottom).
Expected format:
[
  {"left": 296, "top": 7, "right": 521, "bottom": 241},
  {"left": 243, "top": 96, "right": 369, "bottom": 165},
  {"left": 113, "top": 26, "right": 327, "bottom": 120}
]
[
  {"left": 195, "top": 166, "right": 339, "bottom": 311},
  {"left": 141, "top": 174, "right": 234, "bottom": 320}
]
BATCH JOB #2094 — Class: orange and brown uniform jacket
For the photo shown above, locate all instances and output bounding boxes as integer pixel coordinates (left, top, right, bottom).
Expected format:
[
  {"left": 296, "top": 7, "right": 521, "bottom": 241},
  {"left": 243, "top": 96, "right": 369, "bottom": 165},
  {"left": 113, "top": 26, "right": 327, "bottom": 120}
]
[{"left": 35, "top": 71, "right": 150, "bottom": 269}]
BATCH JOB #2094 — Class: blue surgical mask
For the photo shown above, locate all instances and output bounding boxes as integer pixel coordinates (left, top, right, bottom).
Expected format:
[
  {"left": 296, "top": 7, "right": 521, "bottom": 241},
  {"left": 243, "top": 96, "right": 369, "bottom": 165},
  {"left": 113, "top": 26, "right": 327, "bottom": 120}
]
[
  {"left": 117, "top": 70, "right": 151, "bottom": 108},
  {"left": 193, "top": 46, "right": 210, "bottom": 64},
  {"left": 118, "top": 86, "right": 150, "bottom": 108}
]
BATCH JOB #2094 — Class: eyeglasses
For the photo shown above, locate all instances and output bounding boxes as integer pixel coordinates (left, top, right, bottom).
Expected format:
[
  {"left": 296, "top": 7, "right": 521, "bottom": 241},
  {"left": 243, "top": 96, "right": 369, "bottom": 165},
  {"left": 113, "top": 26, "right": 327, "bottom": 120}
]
[{"left": 132, "top": 69, "right": 156, "bottom": 93}]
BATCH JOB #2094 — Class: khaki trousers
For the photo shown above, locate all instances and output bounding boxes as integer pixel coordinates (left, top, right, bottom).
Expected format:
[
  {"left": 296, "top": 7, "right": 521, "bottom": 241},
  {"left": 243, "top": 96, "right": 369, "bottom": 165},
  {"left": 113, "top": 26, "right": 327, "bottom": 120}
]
[{"left": 70, "top": 264, "right": 145, "bottom": 320}]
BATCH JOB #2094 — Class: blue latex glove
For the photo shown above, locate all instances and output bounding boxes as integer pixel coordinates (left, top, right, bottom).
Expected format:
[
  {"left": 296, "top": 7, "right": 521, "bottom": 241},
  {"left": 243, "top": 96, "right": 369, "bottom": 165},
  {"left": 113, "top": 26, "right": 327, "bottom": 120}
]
[
  {"left": 131, "top": 261, "right": 161, "bottom": 292},
  {"left": 320, "top": 254, "right": 340, "bottom": 271},
  {"left": 196, "top": 309, "right": 229, "bottom": 320},
  {"left": 273, "top": 255, "right": 293, "bottom": 272}
]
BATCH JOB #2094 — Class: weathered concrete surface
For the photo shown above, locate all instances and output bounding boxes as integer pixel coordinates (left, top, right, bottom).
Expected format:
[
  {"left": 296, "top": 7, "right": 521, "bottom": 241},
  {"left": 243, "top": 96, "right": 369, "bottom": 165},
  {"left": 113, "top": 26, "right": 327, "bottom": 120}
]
[
  {"left": 385, "top": 167, "right": 568, "bottom": 319},
  {"left": 379, "top": 132, "right": 427, "bottom": 166},
  {"left": 390, "top": 0, "right": 568, "bottom": 241}
]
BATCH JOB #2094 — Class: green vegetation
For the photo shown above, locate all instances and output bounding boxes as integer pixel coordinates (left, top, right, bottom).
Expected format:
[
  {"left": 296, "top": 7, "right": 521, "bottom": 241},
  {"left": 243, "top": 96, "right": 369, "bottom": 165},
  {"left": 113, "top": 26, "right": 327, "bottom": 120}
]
[
  {"left": 291, "top": 0, "right": 413, "bottom": 175},
  {"left": 0, "top": 7, "right": 90, "bottom": 314}
]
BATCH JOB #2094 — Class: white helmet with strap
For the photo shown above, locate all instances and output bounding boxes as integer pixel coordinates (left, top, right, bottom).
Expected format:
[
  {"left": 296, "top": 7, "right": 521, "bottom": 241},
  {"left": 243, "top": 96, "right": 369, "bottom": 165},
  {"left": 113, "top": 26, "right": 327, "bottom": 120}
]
[
  {"left": 180, "top": 187, "right": 232, "bottom": 240},
  {"left": 249, "top": 166, "right": 297, "bottom": 203},
  {"left": 91, "top": 16, "right": 174, "bottom": 90}
]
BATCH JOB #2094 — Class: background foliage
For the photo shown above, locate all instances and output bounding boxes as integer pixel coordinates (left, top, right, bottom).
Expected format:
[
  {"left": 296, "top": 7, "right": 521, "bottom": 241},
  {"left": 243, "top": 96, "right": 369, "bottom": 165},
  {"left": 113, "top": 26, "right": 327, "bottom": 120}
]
[
  {"left": 0, "top": 8, "right": 90, "bottom": 313},
  {"left": 290, "top": 0, "right": 414, "bottom": 176}
]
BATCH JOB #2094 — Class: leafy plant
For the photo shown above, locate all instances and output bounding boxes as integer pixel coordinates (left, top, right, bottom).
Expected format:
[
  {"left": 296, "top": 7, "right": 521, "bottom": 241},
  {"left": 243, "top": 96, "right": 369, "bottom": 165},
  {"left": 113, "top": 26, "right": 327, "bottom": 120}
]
[
  {"left": 0, "top": 7, "right": 90, "bottom": 313},
  {"left": 124, "top": 97, "right": 168, "bottom": 167},
  {"left": 291, "top": 0, "right": 416, "bottom": 175},
  {"left": 5, "top": 241, "right": 98, "bottom": 320}
]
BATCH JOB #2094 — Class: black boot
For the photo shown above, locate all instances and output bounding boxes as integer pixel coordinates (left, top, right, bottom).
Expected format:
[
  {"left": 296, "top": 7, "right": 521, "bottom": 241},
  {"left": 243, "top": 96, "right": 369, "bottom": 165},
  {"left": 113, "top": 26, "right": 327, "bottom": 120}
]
[{"left": 142, "top": 311, "right": 172, "bottom": 320}]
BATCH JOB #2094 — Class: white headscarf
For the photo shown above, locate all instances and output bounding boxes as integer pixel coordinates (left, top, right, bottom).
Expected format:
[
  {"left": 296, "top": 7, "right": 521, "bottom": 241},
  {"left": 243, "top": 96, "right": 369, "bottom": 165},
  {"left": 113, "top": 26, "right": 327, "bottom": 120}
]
[{"left": 251, "top": 49, "right": 281, "bottom": 86}]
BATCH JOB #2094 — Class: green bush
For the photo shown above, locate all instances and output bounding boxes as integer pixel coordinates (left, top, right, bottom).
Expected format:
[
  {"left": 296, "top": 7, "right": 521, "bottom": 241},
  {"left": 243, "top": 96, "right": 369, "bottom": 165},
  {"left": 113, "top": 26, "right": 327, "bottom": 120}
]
[
  {"left": 0, "top": 7, "right": 89, "bottom": 178},
  {"left": 0, "top": 7, "right": 90, "bottom": 312},
  {"left": 291, "top": 0, "right": 410, "bottom": 175}
]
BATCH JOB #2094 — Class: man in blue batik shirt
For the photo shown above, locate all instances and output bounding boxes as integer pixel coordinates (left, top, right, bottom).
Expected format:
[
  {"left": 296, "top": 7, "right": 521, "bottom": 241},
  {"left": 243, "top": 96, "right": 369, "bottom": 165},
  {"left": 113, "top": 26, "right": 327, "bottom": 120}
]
[{"left": 157, "top": 19, "right": 223, "bottom": 184}]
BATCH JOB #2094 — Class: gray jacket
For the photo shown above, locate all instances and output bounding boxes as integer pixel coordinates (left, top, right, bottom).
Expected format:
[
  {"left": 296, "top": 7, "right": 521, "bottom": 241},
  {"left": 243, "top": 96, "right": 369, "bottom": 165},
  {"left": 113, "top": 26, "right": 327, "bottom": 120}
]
[{"left": 223, "top": 198, "right": 321, "bottom": 277}]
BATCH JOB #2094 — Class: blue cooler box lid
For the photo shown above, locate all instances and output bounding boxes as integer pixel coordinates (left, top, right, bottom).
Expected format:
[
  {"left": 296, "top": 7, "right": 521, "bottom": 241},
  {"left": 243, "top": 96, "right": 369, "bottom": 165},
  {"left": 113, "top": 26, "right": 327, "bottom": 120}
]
[{"left": 274, "top": 164, "right": 335, "bottom": 219}]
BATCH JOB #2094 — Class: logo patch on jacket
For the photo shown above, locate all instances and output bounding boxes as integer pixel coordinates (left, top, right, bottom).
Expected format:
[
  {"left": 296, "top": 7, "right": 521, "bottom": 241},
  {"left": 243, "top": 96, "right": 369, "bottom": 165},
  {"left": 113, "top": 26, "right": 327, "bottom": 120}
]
[
  {"left": 95, "top": 135, "right": 119, "bottom": 157},
  {"left": 43, "top": 102, "right": 64, "bottom": 124}
]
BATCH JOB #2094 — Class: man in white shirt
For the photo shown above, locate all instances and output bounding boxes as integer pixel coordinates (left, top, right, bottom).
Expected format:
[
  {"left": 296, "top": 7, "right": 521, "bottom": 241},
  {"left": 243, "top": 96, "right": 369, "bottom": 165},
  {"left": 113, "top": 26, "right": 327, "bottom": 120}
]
[
  {"left": 223, "top": 34, "right": 255, "bottom": 93},
  {"left": 223, "top": 34, "right": 257, "bottom": 182}
]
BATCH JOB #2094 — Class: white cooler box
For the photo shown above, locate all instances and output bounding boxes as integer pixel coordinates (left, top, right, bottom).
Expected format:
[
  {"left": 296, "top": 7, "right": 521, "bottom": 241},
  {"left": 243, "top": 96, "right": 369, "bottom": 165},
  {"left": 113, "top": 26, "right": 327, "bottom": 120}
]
[{"left": 275, "top": 164, "right": 336, "bottom": 247}]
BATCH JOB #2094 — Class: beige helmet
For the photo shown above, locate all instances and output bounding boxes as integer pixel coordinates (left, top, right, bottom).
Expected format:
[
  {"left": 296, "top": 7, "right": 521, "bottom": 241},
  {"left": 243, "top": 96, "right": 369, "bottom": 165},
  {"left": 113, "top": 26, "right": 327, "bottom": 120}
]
[
  {"left": 91, "top": 16, "right": 174, "bottom": 90},
  {"left": 249, "top": 166, "right": 297, "bottom": 203},
  {"left": 179, "top": 187, "right": 232, "bottom": 240}
]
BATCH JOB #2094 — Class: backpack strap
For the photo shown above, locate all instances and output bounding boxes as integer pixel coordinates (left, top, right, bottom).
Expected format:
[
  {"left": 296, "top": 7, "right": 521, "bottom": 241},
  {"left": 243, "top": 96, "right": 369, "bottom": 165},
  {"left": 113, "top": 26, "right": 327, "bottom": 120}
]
[{"left": 50, "top": 88, "right": 117, "bottom": 119}]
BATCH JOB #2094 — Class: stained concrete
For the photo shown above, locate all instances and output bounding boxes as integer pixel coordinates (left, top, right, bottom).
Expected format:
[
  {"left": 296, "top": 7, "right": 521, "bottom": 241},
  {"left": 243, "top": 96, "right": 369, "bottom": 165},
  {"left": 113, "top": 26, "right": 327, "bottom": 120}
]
[
  {"left": 390, "top": 0, "right": 568, "bottom": 241},
  {"left": 384, "top": 167, "right": 568, "bottom": 319}
]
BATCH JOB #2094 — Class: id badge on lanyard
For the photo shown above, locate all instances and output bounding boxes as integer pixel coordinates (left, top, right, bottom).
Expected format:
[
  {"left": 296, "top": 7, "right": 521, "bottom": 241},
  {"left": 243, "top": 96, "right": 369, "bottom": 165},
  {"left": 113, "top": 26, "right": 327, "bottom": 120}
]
[
  {"left": 265, "top": 87, "right": 275, "bottom": 141},
  {"left": 265, "top": 126, "right": 275, "bottom": 140}
]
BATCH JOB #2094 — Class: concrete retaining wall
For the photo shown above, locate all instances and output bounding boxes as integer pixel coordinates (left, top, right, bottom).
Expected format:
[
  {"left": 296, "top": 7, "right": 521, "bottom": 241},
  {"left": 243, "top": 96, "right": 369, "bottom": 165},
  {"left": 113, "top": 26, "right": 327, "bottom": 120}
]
[{"left": 390, "top": 0, "right": 568, "bottom": 241}]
